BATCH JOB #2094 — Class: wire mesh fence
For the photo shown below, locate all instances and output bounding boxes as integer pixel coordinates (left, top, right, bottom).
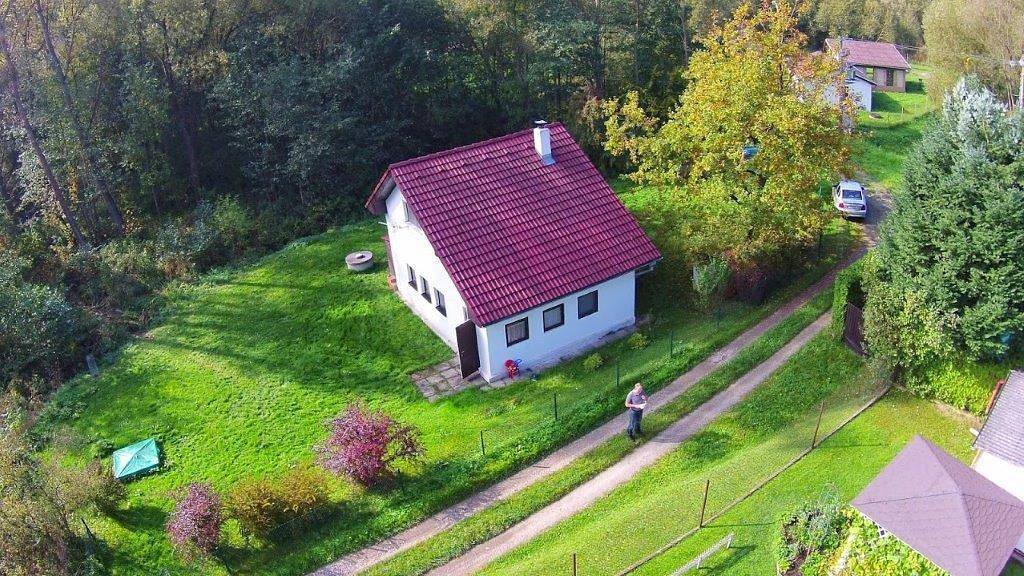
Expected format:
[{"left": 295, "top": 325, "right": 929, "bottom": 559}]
[{"left": 546, "top": 380, "right": 892, "bottom": 576}]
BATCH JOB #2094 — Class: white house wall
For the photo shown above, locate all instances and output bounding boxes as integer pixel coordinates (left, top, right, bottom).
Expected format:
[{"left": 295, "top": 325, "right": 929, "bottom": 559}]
[
  {"left": 384, "top": 186, "right": 468, "bottom": 349},
  {"left": 973, "top": 450, "right": 1024, "bottom": 551},
  {"left": 848, "top": 78, "right": 872, "bottom": 111},
  {"left": 478, "top": 272, "right": 637, "bottom": 381}
]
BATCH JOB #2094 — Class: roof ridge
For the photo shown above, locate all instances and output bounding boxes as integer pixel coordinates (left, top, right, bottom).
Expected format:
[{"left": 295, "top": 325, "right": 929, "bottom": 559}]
[
  {"left": 387, "top": 122, "right": 565, "bottom": 171},
  {"left": 955, "top": 488, "right": 989, "bottom": 576}
]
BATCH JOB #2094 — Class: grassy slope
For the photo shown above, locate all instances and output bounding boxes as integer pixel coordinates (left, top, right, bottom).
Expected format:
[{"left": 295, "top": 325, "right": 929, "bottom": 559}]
[
  {"left": 478, "top": 335, "right": 895, "bottom": 576},
  {"left": 43, "top": 217, "right": 853, "bottom": 575},
  {"left": 852, "top": 67, "right": 935, "bottom": 190},
  {"left": 631, "top": 390, "right": 978, "bottom": 576}
]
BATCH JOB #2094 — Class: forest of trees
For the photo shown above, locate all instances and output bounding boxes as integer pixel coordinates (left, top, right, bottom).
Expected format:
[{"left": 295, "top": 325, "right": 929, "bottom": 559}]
[{"left": 0, "top": 0, "right": 1016, "bottom": 394}]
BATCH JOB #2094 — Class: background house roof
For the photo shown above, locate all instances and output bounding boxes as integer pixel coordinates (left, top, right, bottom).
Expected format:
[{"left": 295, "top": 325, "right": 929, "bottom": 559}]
[
  {"left": 975, "top": 370, "right": 1024, "bottom": 467},
  {"left": 366, "top": 123, "right": 661, "bottom": 326},
  {"left": 852, "top": 436, "right": 1024, "bottom": 576},
  {"left": 826, "top": 38, "right": 911, "bottom": 70}
]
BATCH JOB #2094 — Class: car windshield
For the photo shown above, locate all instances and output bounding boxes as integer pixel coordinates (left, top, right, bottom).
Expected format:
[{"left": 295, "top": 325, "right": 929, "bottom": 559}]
[{"left": 842, "top": 189, "right": 863, "bottom": 199}]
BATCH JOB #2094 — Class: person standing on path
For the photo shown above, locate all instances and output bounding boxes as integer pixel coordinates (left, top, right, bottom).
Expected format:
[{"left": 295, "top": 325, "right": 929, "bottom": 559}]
[{"left": 625, "top": 383, "right": 648, "bottom": 440}]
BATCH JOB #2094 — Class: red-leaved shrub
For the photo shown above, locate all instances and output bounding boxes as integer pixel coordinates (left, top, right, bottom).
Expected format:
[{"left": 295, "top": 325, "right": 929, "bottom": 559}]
[
  {"left": 166, "top": 483, "right": 223, "bottom": 558},
  {"left": 315, "top": 404, "right": 422, "bottom": 485}
]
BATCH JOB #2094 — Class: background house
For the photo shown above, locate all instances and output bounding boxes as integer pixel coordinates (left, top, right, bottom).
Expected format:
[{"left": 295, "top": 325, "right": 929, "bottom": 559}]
[
  {"left": 366, "top": 122, "right": 661, "bottom": 382},
  {"left": 973, "top": 370, "right": 1024, "bottom": 554},
  {"left": 826, "top": 37, "right": 911, "bottom": 93}
]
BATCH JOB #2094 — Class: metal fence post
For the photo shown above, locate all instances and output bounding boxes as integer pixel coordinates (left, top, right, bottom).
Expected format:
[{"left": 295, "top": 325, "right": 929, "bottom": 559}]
[
  {"left": 616, "top": 360, "right": 621, "bottom": 388},
  {"left": 811, "top": 400, "right": 825, "bottom": 449},
  {"left": 480, "top": 430, "right": 486, "bottom": 456},
  {"left": 573, "top": 553, "right": 578, "bottom": 576},
  {"left": 669, "top": 329, "right": 675, "bottom": 356},
  {"left": 553, "top": 392, "right": 559, "bottom": 421},
  {"left": 699, "top": 479, "right": 710, "bottom": 527}
]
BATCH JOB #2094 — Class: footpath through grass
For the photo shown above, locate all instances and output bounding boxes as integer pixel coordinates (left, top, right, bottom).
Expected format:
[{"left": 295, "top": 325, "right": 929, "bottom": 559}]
[
  {"left": 632, "top": 389, "right": 978, "bottom": 576},
  {"left": 365, "top": 291, "right": 834, "bottom": 576},
  {"left": 477, "top": 334, "right": 889, "bottom": 576},
  {"left": 39, "top": 218, "right": 854, "bottom": 575},
  {"left": 852, "top": 67, "right": 935, "bottom": 191}
]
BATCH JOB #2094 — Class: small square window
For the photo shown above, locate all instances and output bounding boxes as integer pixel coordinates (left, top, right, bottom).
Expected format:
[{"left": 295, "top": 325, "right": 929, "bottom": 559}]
[
  {"left": 505, "top": 318, "right": 529, "bottom": 346},
  {"left": 543, "top": 304, "right": 564, "bottom": 331},
  {"left": 403, "top": 201, "right": 412, "bottom": 223},
  {"left": 420, "top": 277, "right": 431, "bottom": 302},
  {"left": 434, "top": 289, "right": 446, "bottom": 316},
  {"left": 578, "top": 291, "right": 598, "bottom": 318},
  {"left": 407, "top": 266, "right": 417, "bottom": 289}
]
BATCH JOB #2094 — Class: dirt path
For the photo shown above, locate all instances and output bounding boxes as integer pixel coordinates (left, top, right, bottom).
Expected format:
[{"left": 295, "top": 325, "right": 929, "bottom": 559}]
[
  {"left": 426, "top": 313, "right": 831, "bottom": 576},
  {"left": 310, "top": 252, "right": 857, "bottom": 576}
]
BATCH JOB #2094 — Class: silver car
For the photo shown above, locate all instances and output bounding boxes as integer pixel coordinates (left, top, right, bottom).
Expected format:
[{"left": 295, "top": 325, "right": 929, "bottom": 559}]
[{"left": 833, "top": 180, "right": 868, "bottom": 219}]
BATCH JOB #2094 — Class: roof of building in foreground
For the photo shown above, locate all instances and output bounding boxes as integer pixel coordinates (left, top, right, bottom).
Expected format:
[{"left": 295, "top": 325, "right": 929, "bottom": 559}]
[{"left": 853, "top": 435, "right": 1024, "bottom": 576}]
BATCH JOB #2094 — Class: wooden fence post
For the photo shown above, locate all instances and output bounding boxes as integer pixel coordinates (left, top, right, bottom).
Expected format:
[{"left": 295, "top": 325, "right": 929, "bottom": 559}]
[
  {"left": 573, "top": 552, "right": 578, "bottom": 576},
  {"left": 699, "top": 479, "right": 710, "bottom": 527},
  {"left": 811, "top": 400, "right": 825, "bottom": 449}
]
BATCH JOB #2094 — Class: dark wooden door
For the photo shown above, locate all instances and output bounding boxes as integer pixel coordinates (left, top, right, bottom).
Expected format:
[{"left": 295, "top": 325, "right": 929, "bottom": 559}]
[
  {"left": 843, "top": 302, "right": 866, "bottom": 356},
  {"left": 456, "top": 321, "right": 480, "bottom": 379}
]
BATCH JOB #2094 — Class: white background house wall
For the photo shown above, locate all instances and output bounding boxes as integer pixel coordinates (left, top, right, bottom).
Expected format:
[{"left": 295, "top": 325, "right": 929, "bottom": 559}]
[
  {"left": 384, "top": 185, "right": 468, "bottom": 349},
  {"left": 973, "top": 450, "right": 1024, "bottom": 551},
  {"left": 477, "top": 272, "right": 636, "bottom": 381},
  {"left": 848, "top": 77, "right": 872, "bottom": 111}
]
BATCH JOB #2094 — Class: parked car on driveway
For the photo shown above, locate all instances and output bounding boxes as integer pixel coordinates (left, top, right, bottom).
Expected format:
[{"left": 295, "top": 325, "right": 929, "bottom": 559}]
[{"left": 833, "top": 180, "right": 868, "bottom": 219}]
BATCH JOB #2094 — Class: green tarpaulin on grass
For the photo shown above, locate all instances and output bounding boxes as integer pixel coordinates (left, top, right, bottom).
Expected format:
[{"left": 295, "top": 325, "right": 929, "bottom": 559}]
[{"left": 111, "top": 438, "right": 160, "bottom": 480}]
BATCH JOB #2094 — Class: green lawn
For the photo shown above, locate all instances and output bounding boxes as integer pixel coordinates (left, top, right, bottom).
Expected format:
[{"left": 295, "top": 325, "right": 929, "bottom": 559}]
[
  {"left": 41, "top": 217, "right": 854, "bottom": 575},
  {"left": 364, "top": 290, "right": 835, "bottom": 576},
  {"left": 852, "top": 67, "right": 936, "bottom": 191},
  {"left": 631, "top": 388, "right": 978, "bottom": 576},
  {"left": 478, "top": 334, "right": 903, "bottom": 576}
]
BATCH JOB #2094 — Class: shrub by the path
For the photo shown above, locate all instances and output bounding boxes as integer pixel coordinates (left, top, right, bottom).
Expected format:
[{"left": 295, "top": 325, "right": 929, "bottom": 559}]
[{"left": 316, "top": 405, "right": 423, "bottom": 486}]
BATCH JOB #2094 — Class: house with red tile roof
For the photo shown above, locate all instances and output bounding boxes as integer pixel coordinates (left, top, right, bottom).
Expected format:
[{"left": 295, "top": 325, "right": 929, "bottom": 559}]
[
  {"left": 826, "top": 37, "right": 911, "bottom": 93},
  {"left": 366, "top": 122, "right": 661, "bottom": 382}
]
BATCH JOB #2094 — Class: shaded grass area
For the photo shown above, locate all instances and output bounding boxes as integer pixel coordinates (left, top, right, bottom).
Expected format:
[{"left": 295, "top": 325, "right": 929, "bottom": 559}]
[
  {"left": 632, "top": 389, "right": 978, "bottom": 576},
  {"left": 365, "top": 290, "right": 835, "bottom": 576},
  {"left": 852, "top": 68, "right": 936, "bottom": 192},
  {"left": 39, "top": 218, "right": 855, "bottom": 575},
  {"left": 478, "top": 334, "right": 889, "bottom": 576}
]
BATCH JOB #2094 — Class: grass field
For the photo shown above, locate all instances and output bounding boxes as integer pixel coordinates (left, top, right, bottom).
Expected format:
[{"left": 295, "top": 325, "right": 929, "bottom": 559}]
[
  {"left": 41, "top": 215, "right": 854, "bottom": 574},
  {"left": 852, "top": 67, "right": 936, "bottom": 191},
  {"left": 477, "top": 335, "right": 906, "bottom": 576},
  {"left": 364, "top": 290, "right": 836, "bottom": 576},
  {"left": 630, "top": 389, "right": 979, "bottom": 576}
]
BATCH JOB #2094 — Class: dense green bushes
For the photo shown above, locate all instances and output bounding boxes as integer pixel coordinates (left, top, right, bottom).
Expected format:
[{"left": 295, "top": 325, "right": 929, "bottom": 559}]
[
  {"left": 776, "top": 487, "right": 849, "bottom": 576},
  {"left": 862, "top": 78, "right": 1024, "bottom": 413}
]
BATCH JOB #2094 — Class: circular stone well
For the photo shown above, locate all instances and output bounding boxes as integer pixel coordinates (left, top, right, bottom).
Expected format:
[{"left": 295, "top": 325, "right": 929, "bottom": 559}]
[{"left": 345, "top": 250, "right": 374, "bottom": 272}]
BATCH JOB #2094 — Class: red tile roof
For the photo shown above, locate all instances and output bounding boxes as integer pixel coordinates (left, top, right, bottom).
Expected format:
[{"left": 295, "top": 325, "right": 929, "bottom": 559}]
[
  {"left": 853, "top": 436, "right": 1024, "bottom": 576},
  {"left": 367, "top": 123, "right": 661, "bottom": 326},
  {"left": 826, "top": 38, "right": 911, "bottom": 70}
]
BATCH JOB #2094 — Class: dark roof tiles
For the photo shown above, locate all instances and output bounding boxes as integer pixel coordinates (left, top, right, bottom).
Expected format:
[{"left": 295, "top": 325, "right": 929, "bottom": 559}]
[{"left": 367, "top": 124, "right": 661, "bottom": 326}]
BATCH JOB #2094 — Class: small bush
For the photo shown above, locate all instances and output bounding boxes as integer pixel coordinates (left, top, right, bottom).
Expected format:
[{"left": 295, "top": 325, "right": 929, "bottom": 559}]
[
  {"left": 227, "top": 468, "right": 331, "bottom": 541},
  {"left": 316, "top": 405, "right": 423, "bottom": 486},
  {"left": 582, "top": 353, "right": 604, "bottom": 372},
  {"left": 627, "top": 332, "right": 649, "bottom": 350},
  {"left": 776, "top": 486, "right": 848, "bottom": 575},
  {"left": 167, "top": 483, "right": 223, "bottom": 559}
]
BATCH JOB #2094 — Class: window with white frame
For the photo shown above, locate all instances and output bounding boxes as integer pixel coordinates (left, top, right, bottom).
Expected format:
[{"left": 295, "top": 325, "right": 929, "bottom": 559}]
[
  {"left": 578, "top": 291, "right": 598, "bottom": 318},
  {"left": 505, "top": 318, "right": 529, "bottom": 346}
]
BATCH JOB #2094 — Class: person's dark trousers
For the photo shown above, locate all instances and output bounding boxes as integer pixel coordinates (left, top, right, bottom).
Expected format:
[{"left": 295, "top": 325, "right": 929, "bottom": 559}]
[{"left": 627, "top": 409, "right": 644, "bottom": 439}]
